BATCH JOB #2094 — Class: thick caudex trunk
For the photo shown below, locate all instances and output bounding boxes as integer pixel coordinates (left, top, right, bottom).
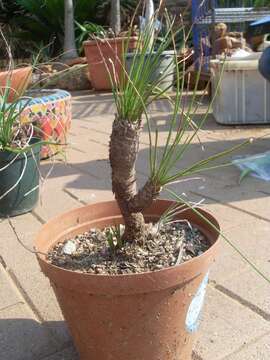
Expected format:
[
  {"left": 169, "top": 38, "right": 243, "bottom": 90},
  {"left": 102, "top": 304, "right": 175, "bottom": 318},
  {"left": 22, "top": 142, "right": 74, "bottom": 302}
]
[{"left": 109, "top": 118, "right": 160, "bottom": 243}]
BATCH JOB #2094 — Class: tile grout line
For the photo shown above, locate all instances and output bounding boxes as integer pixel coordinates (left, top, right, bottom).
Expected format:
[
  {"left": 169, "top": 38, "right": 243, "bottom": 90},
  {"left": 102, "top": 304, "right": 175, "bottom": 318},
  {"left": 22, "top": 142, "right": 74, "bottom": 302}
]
[
  {"left": 2, "top": 218, "right": 72, "bottom": 352},
  {"left": 220, "top": 330, "right": 270, "bottom": 360},
  {"left": 63, "top": 158, "right": 148, "bottom": 179},
  {"left": 32, "top": 211, "right": 47, "bottom": 225},
  {"left": 191, "top": 190, "right": 270, "bottom": 223},
  {"left": 209, "top": 281, "right": 270, "bottom": 322},
  {"left": 0, "top": 301, "right": 25, "bottom": 313},
  {"left": 5, "top": 218, "right": 47, "bottom": 323},
  {"left": 0, "top": 251, "right": 44, "bottom": 322},
  {"left": 63, "top": 188, "right": 88, "bottom": 206},
  {"left": 5, "top": 266, "right": 45, "bottom": 323}
]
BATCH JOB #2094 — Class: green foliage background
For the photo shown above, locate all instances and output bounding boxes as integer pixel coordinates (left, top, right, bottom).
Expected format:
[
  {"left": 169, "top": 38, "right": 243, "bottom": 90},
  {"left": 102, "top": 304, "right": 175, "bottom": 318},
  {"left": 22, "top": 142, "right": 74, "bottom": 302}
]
[{"left": 0, "top": 0, "right": 137, "bottom": 59}]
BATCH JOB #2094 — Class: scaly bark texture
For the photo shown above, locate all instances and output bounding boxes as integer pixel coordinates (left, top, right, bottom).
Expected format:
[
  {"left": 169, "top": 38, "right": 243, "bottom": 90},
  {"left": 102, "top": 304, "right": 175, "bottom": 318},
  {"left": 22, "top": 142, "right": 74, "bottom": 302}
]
[{"left": 109, "top": 118, "right": 160, "bottom": 243}]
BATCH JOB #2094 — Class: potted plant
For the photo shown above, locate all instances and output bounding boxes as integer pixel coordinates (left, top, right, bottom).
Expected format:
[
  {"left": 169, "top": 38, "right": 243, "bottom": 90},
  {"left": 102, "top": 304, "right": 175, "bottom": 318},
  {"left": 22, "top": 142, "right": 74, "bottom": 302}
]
[
  {"left": 83, "top": 0, "right": 138, "bottom": 90},
  {"left": 34, "top": 7, "right": 246, "bottom": 360},
  {"left": 0, "top": 81, "right": 42, "bottom": 217}
]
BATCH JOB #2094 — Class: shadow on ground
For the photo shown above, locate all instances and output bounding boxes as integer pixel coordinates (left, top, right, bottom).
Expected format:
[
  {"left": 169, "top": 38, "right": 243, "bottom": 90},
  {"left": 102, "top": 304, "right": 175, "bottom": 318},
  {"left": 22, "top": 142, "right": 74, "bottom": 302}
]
[
  {"left": 41, "top": 136, "right": 270, "bottom": 205},
  {"left": 144, "top": 112, "right": 270, "bottom": 132},
  {"left": 0, "top": 318, "right": 202, "bottom": 360},
  {"left": 0, "top": 318, "right": 78, "bottom": 360}
]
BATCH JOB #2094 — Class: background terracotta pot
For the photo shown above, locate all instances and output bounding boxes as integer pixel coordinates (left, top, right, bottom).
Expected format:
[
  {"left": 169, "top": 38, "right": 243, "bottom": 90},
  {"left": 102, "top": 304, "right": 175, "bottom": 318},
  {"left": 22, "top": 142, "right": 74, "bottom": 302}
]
[
  {"left": 84, "top": 37, "right": 138, "bottom": 90},
  {"left": 35, "top": 200, "right": 220, "bottom": 360},
  {"left": 0, "top": 66, "right": 32, "bottom": 102}
]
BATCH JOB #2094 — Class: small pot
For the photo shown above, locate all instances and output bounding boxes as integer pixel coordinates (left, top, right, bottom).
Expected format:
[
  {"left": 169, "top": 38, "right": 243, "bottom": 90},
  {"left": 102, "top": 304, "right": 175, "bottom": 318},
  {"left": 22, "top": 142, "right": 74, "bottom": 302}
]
[
  {"left": 84, "top": 37, "right": 138, "bottom": 90},
  {"left": 35, "top": 200, "right": 220, "bottom": 360},
  {"left": 125, "top": 51, "right": 176, "bottom": 92},
  {"left": 0, "top": 139, "right": 40, "bottom": 217},
  {"left": 0, "top": 66, "right": 32, "bottom": 102}
]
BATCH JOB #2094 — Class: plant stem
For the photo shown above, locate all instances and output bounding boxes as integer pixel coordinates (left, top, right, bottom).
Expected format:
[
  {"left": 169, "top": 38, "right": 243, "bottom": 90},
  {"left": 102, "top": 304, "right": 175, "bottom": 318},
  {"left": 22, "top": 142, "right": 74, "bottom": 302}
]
[
  {"left": 109, "top": 117, "right": 159, "bottom": 243},
  {"left": 109, "top": 118, "right": 144, "bottom": 242}
]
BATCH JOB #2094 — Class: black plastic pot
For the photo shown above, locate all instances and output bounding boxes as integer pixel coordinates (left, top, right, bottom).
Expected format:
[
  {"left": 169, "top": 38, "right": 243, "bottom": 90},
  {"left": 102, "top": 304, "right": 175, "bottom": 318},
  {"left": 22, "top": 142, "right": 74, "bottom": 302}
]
[{"left": 0, "top": 139, "right": 41, "bottom": 217}]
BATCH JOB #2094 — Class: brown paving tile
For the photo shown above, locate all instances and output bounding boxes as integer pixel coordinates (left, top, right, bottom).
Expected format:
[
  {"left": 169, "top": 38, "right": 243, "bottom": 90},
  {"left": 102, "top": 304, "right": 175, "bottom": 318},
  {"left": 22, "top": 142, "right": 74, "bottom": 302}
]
[
  {"left": 0, "top": 216, "right": 70, "bottom": 345},
  {"left": 222, "top": 332, "right": 270, "bottom": 360},
  {"left": 195, "top": 287, "right": 270, "bottom": 360},
  {"left": 0, "top": 303, "right": 59, "bottom": 360},
  {"left": 0, "top": 265, "right": 23, "bottom": 311}
]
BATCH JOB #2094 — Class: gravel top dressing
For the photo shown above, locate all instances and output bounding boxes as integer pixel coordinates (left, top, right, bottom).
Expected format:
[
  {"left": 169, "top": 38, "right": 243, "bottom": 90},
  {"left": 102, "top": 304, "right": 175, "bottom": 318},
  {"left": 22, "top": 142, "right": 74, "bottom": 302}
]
[{"left": 48, "top": 222, "right": 210, "bottom": 275}]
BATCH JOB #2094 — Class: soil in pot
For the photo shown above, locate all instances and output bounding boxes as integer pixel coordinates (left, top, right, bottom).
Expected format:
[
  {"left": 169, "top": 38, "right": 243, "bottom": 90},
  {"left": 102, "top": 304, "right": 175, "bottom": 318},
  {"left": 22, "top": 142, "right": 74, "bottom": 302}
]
[{"left": 48, "top": 222, "right": 210, "bottom": 275}]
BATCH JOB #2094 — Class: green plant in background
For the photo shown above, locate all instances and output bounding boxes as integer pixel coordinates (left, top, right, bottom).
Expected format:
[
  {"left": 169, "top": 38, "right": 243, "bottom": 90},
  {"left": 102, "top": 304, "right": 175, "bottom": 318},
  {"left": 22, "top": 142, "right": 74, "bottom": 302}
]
[
  {"left": 0, "top": 0, "right": 138, "bottom": 59},
  {"left": 9, "top": 0, "right": 97, "bottom": 58},
  {"left": 254, "top": 0, "right": 270, "bottom": 6},
  {"left": 0, "top": 1, "right": 27, "bottom": 58},
  {"left": 76, "top": 21, "right": 106, "bottom": 54},
  {"left": 13, "top": 0, "right": 66, "bottom": 57}
]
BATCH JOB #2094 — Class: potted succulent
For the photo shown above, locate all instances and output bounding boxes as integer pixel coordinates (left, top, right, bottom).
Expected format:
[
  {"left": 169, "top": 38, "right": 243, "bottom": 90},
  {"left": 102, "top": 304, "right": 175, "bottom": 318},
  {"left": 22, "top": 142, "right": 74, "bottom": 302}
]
[
  {"left": 34, "top": 6, "right": 246, "bottom": 360},
  {"left": 83, "top": 0, "right": 138, "bottom": 90}
]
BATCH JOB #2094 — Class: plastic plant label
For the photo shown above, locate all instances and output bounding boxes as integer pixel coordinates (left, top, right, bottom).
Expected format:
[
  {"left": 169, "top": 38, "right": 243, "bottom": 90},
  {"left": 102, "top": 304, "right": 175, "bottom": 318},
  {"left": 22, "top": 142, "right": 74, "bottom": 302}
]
[{"left": 185, "top": 272, "right": 209, "bottom": 333}]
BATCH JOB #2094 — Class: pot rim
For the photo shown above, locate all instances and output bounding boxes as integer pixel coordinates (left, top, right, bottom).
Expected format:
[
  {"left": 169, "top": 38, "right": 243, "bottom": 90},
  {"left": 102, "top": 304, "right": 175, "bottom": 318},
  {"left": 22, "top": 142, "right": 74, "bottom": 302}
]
[
  {"left": 0, "top": 137, "right": 41, "bottom": 159},
  {"left": 83, "top": 36, "right": 138, "bottom": 47},
  {"left": 0, "top": 66, "right": 32, "bottom": 76},
  {"left": 126, "top": 50, "right": 175, "bottom": 58},
  {"left": 35, "top": 199, "right": 220, "bottom": 280}
]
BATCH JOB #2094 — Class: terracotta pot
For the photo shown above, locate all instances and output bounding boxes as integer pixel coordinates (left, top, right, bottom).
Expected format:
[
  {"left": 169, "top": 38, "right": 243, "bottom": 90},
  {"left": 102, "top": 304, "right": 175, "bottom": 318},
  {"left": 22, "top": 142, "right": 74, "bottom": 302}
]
[
  {"left": 35, "top": 200, "right": 220, "bottom": 360},
  {"left": 84, "top": 37, "right": 138, "bottom": 90},
  {"left": 0, "top": 66, "right": 32, "bottom": 102}
]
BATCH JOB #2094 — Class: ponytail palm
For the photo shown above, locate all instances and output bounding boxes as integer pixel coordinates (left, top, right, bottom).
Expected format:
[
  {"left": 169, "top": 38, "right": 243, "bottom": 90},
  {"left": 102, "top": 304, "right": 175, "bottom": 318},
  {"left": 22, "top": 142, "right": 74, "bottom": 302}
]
[{"left": 108, "top": 4, "right": 248, "bottom": 243}]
